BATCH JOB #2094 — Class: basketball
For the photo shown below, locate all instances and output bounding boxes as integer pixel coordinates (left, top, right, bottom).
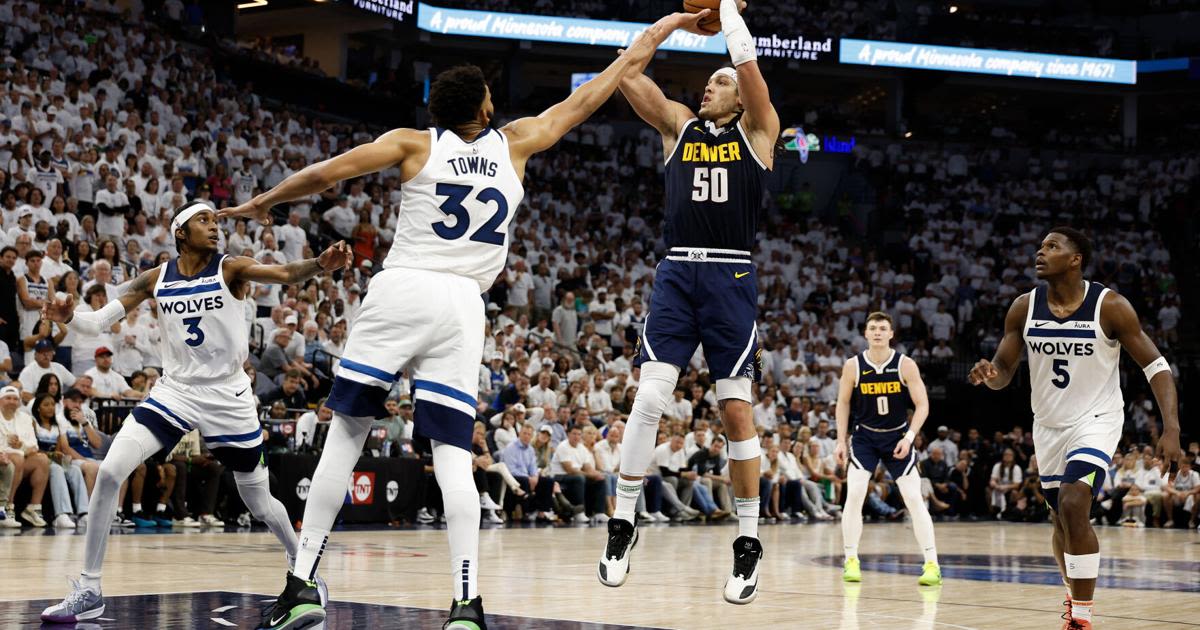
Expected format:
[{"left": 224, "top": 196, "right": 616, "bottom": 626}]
[{"left": 683, "top": 0, "right": 723, "bottom": 34}]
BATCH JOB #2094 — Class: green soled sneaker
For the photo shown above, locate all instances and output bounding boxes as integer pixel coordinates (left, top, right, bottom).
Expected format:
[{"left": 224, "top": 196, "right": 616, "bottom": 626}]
[
  {"left": 842, "top": 557, "right": 862, "bottom": 582},
  {"left": 918, "top": 561, "right": 942, "bottom": 586},
  {"left": 258, "top": 573, "right": 325, "bottom": 630},
  {"left": 444, "top": 596, "right": 486, "bottom": 630}
]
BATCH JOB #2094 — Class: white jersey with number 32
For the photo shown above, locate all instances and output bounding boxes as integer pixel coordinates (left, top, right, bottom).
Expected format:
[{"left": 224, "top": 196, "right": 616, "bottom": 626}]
[
  {"left": 382, "top": 127, "right": 525, "bottom": 292},
  {"left": 1022, "top": 281, "right": 1123, "bottom": 429}
]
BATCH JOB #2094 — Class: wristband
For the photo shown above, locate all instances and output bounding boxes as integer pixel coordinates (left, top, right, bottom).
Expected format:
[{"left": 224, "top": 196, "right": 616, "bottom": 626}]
[
  {"left": 720, "top": 0, "right": 757, "bottom": 67},
  {"left": 1143, "top": 356, "right": 1170, "bottom": 382},
  {"left": 903, "top": 430, "right": 916, "bottom": 444}
]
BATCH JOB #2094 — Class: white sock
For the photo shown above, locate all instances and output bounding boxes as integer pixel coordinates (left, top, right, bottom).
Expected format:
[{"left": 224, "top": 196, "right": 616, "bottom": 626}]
[
  {"left": 1073, "top": 600, "right": 1093, "bottom": 622},
  {"left": 132, "top": 503, "right": 142, "bottom": 513},
  {"left": 843, "top": 468, "right": 870, "bottom": 561},
  {"left": 156, "top": 503, "right": 166, "bottom": 513},
  {"left": 898, "top": 472, "right": 938, "bottom": 564},
  {"left": 735, "top": 497, "right": 759, "bottom": 538},
  {"left": 614, "top": 478, "right": 642, "bottom": 524},
  {"left": 433, "top": 441, "right": 481, "bottom": 601},
  {"left": 293, "top": 412, "right": 374, "bottom": 580}
]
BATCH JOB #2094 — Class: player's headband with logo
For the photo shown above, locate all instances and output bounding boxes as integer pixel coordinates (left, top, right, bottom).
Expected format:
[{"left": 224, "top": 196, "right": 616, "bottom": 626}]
[
  {"left": 711, "top": 67, "right": 738, "bottom": 86},
  {"left": 170, "top": 201, "right": 214, "bottom": 234}
]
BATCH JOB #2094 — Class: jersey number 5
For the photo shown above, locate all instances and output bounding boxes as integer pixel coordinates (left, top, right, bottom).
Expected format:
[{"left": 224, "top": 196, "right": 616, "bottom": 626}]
[
  {"left": 182, "top": 316, "right": 205, "bottom": 347},
  {"left": 692, "top": 167, "right": 728, "bottom": 203},
  {"left": 432, "top": 183, "right": 508, "bottom": 246},
  {"left": 1051, "top": 358, "right": 1070, "bottom": 389}
]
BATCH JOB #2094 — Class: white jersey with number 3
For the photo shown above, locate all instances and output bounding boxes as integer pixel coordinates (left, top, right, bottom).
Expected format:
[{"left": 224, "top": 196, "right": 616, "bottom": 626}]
[
  {"left": 383, "top": 127, "right": 525, "bottom": 291},
  {"left": 152, "top": 254, "right": 250, "bottom": 385},
  {"left": 1022, "top": 281, "right": 1123, "bottom": 429}
]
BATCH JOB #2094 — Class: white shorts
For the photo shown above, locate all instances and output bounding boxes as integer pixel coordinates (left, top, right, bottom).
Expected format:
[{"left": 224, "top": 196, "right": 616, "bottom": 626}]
[
  {"left": 326, "top": 267, "right": 484, "bottom": 450},
  {"left": 1034, "top": 410, "right": 1122, "bottom": 497},
  {"left": 130, "top": 374, "right": 264, "bottom": 472}
]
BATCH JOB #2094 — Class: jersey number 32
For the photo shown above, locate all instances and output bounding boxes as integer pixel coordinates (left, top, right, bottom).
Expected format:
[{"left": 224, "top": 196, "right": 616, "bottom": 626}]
[{"left": 432, "top": 183, "right": 508, "bottom": 246}]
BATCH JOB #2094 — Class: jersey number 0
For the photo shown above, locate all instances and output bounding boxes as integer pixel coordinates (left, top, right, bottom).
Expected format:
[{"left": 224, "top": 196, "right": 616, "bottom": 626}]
[{"left": 433, "top": 183, "right": 508, "bottom": 246}]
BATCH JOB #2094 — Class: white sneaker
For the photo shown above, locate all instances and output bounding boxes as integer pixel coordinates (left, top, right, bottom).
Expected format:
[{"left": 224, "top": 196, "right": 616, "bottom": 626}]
[
  {"left": 637, "top": 511, "right": 655, "bottom": 523},
  {"left": 53, "top": 514, "right": 76, "bottom": 529},
  {"left": 572, "top": 512, "right": 590, "bottom": 524},
  {"left": 650, "top": 512, "right": 670, "bottom": 523},
  {"left": 483, "top": 510, "right": 503, "bottom": 524},
  {"left": 175, "top": 516, "right": 201, "bottom": 528},
  {"left": 479, "top": 494, "right": 502, "bottom": 511},
  {"left": 21, "top": 506, "right": 47, "bottom": 527},
  {"left": 597, "top": 518, "right": 638, "bottom": 587},
  {"left": 0, "top": 511, "right": 20, "bottom": 528},
  {"left": 723, "top": 536, "right": 763, "bottom": 604},
  {"left": 76, "top": 513, "right": 88, "bottom": 528},
  {"left": 592, "top": 513, "right": 610, "bottom": 525},
  {"left": 199, "top": 515, "right": 224, "bottom": 527}
]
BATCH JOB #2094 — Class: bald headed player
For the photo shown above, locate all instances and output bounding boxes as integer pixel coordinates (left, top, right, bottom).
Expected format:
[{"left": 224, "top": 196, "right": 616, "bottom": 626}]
[
  {"left": 596, "top": 0, "right": 780, "bottom": 604},
  {"left": 969, "top": 227, "right": 1184, "bottom": 630}
]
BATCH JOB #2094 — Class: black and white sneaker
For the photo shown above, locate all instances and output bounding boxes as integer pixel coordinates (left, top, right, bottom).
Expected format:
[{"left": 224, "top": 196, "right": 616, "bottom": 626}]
[
  {"left": 597, "top": 518, "right": 638, "bottom": 587},
  {"left": 257, "top": 573, "right": 325, "bottom": 630},
  {"left": 443, "top": 595, "right": 486, "bottom": 630},
  {"left": 722, "top": 536, "right": 763, "bottom": 605}
]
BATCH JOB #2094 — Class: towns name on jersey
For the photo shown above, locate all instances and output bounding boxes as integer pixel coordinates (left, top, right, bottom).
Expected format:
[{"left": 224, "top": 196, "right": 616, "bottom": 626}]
[{"left": 447, "top": 155, "right": 499, "bottom": 177}]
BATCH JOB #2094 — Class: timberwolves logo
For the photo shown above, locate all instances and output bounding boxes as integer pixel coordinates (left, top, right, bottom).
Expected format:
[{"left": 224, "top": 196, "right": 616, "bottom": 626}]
[
  {"left": 814, "top": 555, "right": 1200, "bottom": 592},
  {"left": 295, "top": 477, "right": 311, "bottom": 501}
]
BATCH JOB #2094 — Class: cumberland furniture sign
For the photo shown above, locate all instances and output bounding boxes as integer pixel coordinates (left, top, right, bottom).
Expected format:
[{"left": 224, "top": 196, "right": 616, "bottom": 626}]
[
  {"left": 756, "top": 34, "right": 834, "bottom": 62},
  {"left": 840, "top": 38, "right": 1136, "bottom": 84},
  {"left": 416, "top": 2, "right": 726, "bottom": 54}
]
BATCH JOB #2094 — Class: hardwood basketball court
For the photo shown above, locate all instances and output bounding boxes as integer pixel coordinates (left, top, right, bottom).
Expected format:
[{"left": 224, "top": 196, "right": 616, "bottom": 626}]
[{"left": 4, "top": 521, "right": 1197, "bottom": 629}]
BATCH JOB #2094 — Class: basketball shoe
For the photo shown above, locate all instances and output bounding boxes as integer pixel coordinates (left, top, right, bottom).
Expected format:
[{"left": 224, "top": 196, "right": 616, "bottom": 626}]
[
  {"left": 918, "top": 561, "right": 942, "bottom": 586},
  {"left": 597, "top": 518, "right": 638, "bottom": 587},
  {"left": 41, "top": 578, "right": 104, "bottom": 622},
  {"left": 444, "top": 596, "right": 486, "bottom": 630},
  {"left": 842, "top": 557, "right": 862, "bottom": 582},
  {"left": 722, "top": 536, "right": 763, "bottom": 604},
  {"left": 258, "top": 573, "right": 324, "bottom": 630}
]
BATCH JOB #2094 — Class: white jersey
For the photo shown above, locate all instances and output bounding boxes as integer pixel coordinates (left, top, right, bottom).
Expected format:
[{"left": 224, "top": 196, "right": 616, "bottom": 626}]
[
  {"left": 151, "top": 254, "right": 249, "bottom": 385},
  {"left": 383, "top": 127, "right": 524, "bottom": 291},
  {"left": 1022, "top": 281, "right": 1122, "bottom": 428}
]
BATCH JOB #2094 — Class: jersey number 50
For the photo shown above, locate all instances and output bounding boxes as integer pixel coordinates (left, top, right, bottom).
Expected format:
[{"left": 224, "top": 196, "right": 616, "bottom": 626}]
[
  {"left": 432, "top": 183, "right": 508, "bottom": 246},
  {"left": 692, "top": 167, "right": 728, "bottom": 203}
]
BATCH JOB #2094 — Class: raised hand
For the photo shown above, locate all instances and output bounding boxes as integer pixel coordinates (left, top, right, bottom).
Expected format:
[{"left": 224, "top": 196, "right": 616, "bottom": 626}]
[
  {"left": 217, "top": 200, "right": 272, "bottom": 225},
  {"left": 43, "top": 293, "right": 76, "bottom": 324},
  {"left": 318, "top": 241, "right": 352, "bottom": 272}
]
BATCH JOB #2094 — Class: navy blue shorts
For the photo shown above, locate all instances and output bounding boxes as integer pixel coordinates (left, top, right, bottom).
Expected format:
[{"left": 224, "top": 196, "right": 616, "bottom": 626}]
[
  {"left": 634, "top": 252, "right": 760, "bottom": 380},
  {"left": 848, "top": 426, "right": 917, "bottom": 479}
]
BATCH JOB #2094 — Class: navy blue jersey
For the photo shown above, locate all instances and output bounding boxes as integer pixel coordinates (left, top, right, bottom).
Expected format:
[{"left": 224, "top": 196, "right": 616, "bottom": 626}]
[
  {"left": 663, "top": 115, "right": 767, "bottom": 251},
  {"left": 850, "top": 351, "right": 911, "bottom": 431}
]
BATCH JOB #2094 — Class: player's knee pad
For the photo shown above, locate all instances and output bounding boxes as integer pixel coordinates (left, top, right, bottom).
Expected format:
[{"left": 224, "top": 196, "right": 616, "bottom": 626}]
[
  {"left": 715, "top": 377, "right": 752, "bottom": 404},
  {"left": 630, "top": 361, "right": 680, "bottom": 424},
  {"left": 727, "top": 437, "right": 761, "bottom": 461}
]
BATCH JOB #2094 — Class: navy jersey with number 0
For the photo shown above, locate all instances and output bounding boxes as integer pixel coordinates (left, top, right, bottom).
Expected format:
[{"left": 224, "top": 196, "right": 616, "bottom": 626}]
[
  {"left": 663, "top": 114, "right": 767, "bottom": 251},
  {"left": 850, "top": 351, "right": 911, "bottom": 431}
]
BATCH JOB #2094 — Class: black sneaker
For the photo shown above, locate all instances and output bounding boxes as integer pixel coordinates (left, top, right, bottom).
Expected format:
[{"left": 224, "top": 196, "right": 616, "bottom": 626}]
[
  {"left": 722, "top": 536, "right": 763, "bottom": 604},
  {"left": 257, "top": 573, "right": 325, "bottom": 630},
  {"left": 597, "top": 518, "right": 638, "bottom": 587},
  {"left": 443, "top": 596, "right": 486, "bottom": 630}
]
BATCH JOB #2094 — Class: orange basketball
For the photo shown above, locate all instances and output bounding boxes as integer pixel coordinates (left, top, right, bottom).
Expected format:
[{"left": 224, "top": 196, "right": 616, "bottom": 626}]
[{"left": 683, "top": 0, "right": 722, "bottom": 35}]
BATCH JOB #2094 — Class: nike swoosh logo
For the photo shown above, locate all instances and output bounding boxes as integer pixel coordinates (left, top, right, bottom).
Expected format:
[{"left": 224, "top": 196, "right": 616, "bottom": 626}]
[
  {"left": 861, "top": 370, "right": 872, "bottom": 375},
  {"left": 734, "top": 272, "right": 750, "bottom": 279},
  {"left": 270, "top": 613, "right": 288, "bottom": 626},
  {"left": 1034, "top": 322, "right": 1050, "bottom": 327},
  {"left": 236, "top": 388, "right": 247, "bottom": 397}
]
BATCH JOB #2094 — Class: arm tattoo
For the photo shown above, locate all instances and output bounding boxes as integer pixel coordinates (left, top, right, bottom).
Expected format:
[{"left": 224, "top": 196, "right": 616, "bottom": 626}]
[
  {"left": 284, "top": 258, "right": 325, "bottom": 284},
  {"left": 128, "top": 268, "right": 157, "bottom": 298}
]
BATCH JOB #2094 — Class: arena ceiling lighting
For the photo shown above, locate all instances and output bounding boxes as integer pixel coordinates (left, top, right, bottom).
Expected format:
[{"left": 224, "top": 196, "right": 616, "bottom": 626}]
[{"left": 237, "top": 0, "right": 269, "bottom": 8}]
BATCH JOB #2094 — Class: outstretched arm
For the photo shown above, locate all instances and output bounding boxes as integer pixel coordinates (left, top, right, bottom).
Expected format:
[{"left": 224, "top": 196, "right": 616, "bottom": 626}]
[
  {"left": 218, "top": 129, "right": 424, "bottom": 224},
  {"left": 502, "top": 12, "right": 709, "bottom": 162},
  {"left": 1103, "top": 292, "right": 1183, "bottom": 472},
  {"left": 717, "top": 0, "right": 779, "bottom": 148},
  {"left": 618, "top": 73, "right": 694, "bottom": 139},
  {"left": 228, "top": 241, "right": 351, "bottom": 285},
  {"left": 968, "top": 293, "right": 1029, "bottom": 390},
  {"left": 44, "top": 267, "right": 160, "bottom": 335}
]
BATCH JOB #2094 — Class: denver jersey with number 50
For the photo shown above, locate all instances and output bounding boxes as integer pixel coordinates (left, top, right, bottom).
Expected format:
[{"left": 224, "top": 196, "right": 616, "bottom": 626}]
[{"left": 383, "top": 127, "right": 525, "bottom": 292}]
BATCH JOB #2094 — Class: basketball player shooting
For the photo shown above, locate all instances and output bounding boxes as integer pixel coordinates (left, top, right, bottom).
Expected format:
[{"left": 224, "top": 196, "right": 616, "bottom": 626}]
[
  {"left": 595, "top": 0, "right": 780, "bottom": 605},
  {"left": 968, "top": 227, "right": 1184, "bottom": 630},
  {"left": 218, "top": 12, "right": 712, "bottom": 630}
]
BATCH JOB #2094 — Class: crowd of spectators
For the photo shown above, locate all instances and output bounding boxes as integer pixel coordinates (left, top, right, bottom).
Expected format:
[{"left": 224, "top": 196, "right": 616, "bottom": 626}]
[{"left": 0, "top": 0, "right": 1194, "bottom": 535}]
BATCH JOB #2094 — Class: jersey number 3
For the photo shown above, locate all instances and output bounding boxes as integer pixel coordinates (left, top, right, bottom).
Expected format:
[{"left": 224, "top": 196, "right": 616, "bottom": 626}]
[
  {"left": 432, "top": 183, "right": 508, "bottom": 246},
  {"left": 182, "top": 316, "right": 205, "bottom": 347}
]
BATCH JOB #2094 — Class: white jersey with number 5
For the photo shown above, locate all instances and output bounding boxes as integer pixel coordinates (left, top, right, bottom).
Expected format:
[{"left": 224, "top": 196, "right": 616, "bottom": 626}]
[
  {"left": 1022, "top": 280, "right": 1122, "bottom": 429},
  {"left": 383, "top": 127, "right": 525, "bottom": 291},
  {"left": 151, "top": 254, "right": 250, "bottom": 385}
]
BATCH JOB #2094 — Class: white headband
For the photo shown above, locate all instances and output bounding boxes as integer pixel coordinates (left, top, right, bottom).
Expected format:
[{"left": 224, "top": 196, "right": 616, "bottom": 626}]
[
  {"left": 712, "top": 67, "right": 738, "bottom": 85},
  {"left": 171, "top": 201, "right": 213, "bottom": 234}
]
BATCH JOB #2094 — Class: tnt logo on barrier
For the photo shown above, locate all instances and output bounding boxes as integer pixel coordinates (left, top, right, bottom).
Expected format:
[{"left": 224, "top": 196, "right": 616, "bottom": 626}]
[{"left": 349, "top": 472, "right": 375, "bottom": 505}]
